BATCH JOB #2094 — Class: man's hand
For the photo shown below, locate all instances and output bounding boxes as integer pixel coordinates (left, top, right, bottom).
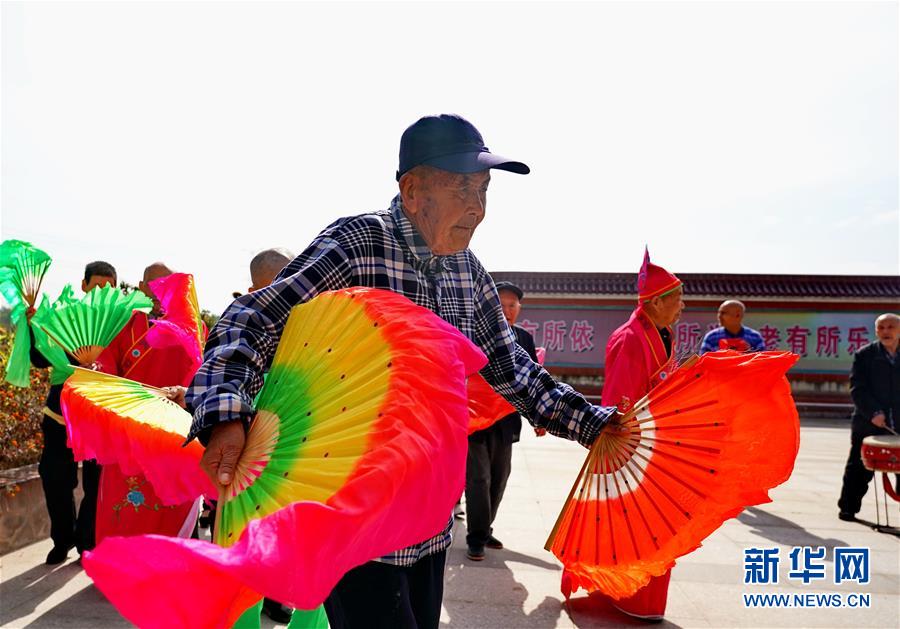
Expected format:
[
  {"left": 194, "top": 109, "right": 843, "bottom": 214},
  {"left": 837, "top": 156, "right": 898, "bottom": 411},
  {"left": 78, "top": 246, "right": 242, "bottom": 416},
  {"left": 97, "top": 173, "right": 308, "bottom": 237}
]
[
  {"left": 25, "top": 306, "right": 35, "bottom": 322},
  {"left": 534, "top": 427, "right": 547, "bottom": 437},
  {"left": 872, "top": 412, "right": 887, "bottom": 428},
  {"left": 201, "top": 421, "right": 246, "bottom": 487},
  {"left": 162, "top": 385, "right": 187, "bottom": 408},
  {"left": 600, "top": 411, "right": 629, "bottom": 437}
]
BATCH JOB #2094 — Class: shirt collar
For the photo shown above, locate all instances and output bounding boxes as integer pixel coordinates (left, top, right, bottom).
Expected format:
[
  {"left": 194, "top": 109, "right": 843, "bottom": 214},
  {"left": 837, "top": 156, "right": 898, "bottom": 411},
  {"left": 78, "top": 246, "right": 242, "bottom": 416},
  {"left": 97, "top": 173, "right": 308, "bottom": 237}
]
[{"left": 390, "top": 195, "right": 452, "bottom": 275}]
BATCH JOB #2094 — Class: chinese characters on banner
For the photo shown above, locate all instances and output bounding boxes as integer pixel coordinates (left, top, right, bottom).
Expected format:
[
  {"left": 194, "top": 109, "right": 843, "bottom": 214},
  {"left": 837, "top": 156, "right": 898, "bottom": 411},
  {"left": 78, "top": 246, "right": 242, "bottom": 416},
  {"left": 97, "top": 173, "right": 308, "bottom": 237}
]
[{"left": 519, "top": 306, "right": 881, "bottom": 374}]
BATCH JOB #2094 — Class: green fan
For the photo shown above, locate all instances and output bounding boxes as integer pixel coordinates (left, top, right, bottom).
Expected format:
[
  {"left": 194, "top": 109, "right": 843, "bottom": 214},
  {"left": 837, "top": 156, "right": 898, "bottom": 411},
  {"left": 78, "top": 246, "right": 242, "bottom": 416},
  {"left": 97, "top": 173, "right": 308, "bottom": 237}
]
[
  {"left": 0, "top": 240, "right": 53, "bottom": 386},
  {"left": 0, "top": 239, "right": 52, "bottom": 307},
  {"left": 0, "top": 268, "right": 29, "bottom": 386},
  {"left": 29, "top": 295, "right": 75, "bottom": 384},
  {"left": 31, "top": 284, "right": 152, "bottom": 366}
]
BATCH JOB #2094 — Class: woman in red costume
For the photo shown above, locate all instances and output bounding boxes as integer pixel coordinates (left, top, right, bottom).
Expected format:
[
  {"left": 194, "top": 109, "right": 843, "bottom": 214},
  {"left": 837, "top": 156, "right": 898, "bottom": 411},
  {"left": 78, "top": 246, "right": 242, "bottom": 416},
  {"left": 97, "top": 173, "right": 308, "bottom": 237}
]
[
  {"left": 579, "top": 248, "right": 684, "bottom": 621},
  {"left": 93, "top": 263, "right": 203, "bottom": 545}
]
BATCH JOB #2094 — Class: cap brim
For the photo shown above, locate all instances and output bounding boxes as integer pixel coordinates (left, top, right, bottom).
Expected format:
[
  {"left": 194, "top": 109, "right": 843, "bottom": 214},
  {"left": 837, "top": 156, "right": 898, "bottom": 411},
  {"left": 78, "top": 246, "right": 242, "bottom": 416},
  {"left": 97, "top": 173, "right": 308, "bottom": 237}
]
[{"left": 422, "top": 151, "right": 530, "bottom": 175}]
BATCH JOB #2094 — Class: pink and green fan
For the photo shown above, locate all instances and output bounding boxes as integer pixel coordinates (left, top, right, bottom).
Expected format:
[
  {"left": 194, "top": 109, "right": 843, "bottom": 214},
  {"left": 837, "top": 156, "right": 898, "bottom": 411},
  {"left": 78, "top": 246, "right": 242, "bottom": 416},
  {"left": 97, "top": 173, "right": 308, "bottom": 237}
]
[
  {"left": 31, "top": 284, "right": 151, "bottom": 366},
  {"left": 82, "top": 287, "right": 487, "bottom": 629},
  {"left": 61, "top": 368, "right": 325, "bottom": 629},
  {"left": 1, "top": 240, "right": 52, "bottom": 386}
]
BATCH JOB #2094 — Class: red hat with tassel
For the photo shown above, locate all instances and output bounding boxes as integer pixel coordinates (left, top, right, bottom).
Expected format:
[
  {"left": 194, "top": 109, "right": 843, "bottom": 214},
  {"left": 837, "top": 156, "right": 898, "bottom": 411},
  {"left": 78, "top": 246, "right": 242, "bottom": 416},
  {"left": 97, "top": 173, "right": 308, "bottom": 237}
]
[{"left": 637, "top": 247, "right": 682, "bottom": 301}]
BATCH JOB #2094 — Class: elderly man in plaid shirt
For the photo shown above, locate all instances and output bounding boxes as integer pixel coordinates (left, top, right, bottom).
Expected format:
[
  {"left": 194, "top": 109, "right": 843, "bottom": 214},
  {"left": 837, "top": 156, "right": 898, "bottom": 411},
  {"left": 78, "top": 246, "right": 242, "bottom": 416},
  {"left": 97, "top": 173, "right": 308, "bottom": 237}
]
[{"left": 185, "top": 114, "right": 618, "bottom": 629}]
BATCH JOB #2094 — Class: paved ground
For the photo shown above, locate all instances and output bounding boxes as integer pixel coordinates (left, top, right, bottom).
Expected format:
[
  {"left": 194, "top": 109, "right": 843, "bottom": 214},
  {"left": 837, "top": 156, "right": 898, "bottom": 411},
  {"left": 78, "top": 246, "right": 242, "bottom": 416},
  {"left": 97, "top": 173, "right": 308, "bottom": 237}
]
[{"left": 2, "top": 418, "right": 898, "bottom": 628}]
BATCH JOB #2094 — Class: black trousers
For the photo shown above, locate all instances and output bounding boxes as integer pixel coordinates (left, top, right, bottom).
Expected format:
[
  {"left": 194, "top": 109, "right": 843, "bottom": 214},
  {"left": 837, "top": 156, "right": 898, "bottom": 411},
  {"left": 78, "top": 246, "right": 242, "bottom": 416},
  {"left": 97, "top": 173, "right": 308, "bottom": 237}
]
[
  {"left": 838, "top": 429, "right": 899, "bottom": 514},
  {"left": 465, "top": 424, "right": 513, "bottom": 547},
  {"left": 38, "top": 416, "right": 100, "bottom": 552},
  {"left": 324, "top": 550, "right": 446, "bottom": 629}
]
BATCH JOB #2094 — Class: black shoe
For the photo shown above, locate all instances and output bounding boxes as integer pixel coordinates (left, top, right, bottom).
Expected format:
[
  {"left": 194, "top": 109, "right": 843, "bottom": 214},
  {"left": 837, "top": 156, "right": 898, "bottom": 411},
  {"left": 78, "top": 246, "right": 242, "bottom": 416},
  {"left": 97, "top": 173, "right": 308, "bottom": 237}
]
[
  {"left": 261, "top": 598, "right": 293, "bottom": 624},
  {"left": 838, "top": 511, "right": 857, "bottom": 522},
  {"left": 466, "top": 545, "right": 485, "bottom": 561},
  {"left": 486, "top": 535, "right": 503, "bottom": 550},
  {"left": 46, "top": 544, "right": 73, "bottom": 565}
]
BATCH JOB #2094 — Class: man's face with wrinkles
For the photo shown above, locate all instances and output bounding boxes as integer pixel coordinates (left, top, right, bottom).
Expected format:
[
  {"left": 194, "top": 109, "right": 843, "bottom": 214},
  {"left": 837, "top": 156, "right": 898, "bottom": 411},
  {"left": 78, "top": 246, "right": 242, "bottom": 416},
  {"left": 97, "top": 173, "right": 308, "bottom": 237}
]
[{"left": 401, "top": 167, "right": 490, "bottom": 255}]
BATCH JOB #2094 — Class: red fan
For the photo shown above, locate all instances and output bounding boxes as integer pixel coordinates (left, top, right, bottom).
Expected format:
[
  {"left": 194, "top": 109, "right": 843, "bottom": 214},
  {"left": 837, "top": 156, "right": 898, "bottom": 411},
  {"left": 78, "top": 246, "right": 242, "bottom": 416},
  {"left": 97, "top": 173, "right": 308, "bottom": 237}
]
[
  {"left": 547, "top": 351, "right": 800, "bottom": 600},
  {"left": 467, "top": 345, "right": 546, "bottom": 435}
]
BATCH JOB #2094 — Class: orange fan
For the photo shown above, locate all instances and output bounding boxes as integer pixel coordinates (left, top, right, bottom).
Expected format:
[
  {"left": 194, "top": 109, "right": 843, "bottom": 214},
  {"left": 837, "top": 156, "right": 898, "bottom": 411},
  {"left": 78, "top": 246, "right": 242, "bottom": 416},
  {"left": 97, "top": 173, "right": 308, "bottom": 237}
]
[{"left": 546, "top": 351, "right": 800, "bottom": 600}]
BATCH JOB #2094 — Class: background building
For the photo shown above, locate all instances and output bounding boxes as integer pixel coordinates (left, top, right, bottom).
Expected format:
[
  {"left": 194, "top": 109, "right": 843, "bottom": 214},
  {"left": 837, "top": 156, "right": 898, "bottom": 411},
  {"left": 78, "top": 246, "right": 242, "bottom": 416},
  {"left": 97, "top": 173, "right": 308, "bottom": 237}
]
[{"left": 491, "top": 272, "right": 900, "bottom": 414}]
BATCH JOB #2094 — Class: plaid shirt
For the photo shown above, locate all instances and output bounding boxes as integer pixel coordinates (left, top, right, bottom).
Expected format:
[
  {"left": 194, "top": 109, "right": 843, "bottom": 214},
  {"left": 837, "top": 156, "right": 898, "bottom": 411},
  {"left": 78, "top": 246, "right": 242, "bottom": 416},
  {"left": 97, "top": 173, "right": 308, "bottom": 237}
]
[{"left": 186, "top": 195, "right": 614, "bottom": 565}]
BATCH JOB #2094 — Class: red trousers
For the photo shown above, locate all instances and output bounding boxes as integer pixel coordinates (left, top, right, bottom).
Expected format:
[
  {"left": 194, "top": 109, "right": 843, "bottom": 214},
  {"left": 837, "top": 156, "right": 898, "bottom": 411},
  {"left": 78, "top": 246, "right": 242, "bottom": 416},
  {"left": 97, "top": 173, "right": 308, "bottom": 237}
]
[
  {"left": 611, "top": 569, "right": 671, "bottom": 618},
  {"left": 563, "top": 568, "right": 672, "bottom": 619}
]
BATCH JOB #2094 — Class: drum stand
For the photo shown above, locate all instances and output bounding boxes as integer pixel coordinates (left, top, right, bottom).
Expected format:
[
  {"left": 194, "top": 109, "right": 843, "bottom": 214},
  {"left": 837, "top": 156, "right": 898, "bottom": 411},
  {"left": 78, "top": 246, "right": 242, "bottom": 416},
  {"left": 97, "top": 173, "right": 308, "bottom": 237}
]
[{"left": 871, "top": 472, "right": 900, "bottom": 536}]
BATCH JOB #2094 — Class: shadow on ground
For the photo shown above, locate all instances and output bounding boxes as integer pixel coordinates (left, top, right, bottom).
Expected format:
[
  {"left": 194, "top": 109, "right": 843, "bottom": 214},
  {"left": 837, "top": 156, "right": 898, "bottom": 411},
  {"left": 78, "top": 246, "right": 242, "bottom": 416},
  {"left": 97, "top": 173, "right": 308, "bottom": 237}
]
[
  {"left": 565, "top": 592, "right": 685, "bottom": 629},
  {"left": 443, "top": 545, "right": 565, "bottom": 628},
  {"left": 0, "top": 560, "right": 86, "bottom": 627},
  {"left": 738, "top": 507, "right": 848, "bottom": 550}
]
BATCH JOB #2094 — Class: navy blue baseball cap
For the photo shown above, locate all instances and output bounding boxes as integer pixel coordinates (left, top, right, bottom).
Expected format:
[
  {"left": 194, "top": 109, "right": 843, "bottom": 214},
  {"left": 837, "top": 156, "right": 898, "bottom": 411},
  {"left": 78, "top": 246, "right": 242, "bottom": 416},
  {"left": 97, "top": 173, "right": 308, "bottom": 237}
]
[
  {"left": 495, "top": 281, "right": 524, "bottom": 300},
  {"left": 396, "top": 114, "right": 530, "bottom": 181}
]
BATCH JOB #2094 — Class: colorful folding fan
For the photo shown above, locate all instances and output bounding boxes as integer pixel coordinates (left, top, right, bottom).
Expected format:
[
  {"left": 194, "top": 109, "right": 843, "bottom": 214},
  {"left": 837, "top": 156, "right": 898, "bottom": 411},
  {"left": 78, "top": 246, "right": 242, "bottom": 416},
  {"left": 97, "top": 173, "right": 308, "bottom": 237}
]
[
  {"left": 546, "top": 350, "right": 800, "bottom": 600},
  {"left": 146, "top": 273, "right": 205, "bottom": 368},
  {"left": 62, "top": 367, "right": 328, "bottom": 629},
  {"left": 31, "top": 284, "right": 152, "bottom": 366},
  {"left": 60, "top": 367, "right": 215, "bottom": 505},
  {"left": 81, "top": 287, "right": 486, "bottom": 628}
]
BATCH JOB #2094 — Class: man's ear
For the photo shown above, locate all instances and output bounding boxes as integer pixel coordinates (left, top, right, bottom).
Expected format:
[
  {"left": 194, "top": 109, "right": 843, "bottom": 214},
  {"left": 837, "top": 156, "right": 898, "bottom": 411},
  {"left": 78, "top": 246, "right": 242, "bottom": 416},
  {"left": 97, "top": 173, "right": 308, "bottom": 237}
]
[
  {"left": 399, "top": 172, "right": 418, "bottom": 214},
  {"left": 81, "top": 279, "right": 88, "bottom": 293}
]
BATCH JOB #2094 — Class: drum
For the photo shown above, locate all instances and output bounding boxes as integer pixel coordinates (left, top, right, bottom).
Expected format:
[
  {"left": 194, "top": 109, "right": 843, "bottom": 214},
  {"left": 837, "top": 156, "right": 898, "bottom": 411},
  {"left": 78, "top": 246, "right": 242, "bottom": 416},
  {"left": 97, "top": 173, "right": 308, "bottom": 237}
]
[{"left": 861, "top": 435, "right": 900, "bottom": 473}]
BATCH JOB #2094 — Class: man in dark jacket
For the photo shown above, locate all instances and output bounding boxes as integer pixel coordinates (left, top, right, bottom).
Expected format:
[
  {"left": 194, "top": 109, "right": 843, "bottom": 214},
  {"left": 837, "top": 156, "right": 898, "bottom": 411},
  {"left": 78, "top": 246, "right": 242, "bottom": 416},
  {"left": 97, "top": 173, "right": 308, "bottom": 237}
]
[
  {"left": 465, "top": 281, "right": 538, "bottom": 561},
  {"left": 29, "top": 261, "right": 117, "bottom": 564},
  {"left": 838, "top": 312, "right": 900, "bottom": 520}
]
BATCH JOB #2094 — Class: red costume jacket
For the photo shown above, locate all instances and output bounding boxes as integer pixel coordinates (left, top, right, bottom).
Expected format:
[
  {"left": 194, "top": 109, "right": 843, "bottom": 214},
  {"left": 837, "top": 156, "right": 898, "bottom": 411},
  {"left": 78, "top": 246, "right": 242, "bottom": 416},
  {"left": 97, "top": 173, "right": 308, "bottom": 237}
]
[
  {"left": 93, "top": 311, "right": 202, "bottom": 544},
  {"left": 601, "top": 306, "right": 678, "bottom": 409}
]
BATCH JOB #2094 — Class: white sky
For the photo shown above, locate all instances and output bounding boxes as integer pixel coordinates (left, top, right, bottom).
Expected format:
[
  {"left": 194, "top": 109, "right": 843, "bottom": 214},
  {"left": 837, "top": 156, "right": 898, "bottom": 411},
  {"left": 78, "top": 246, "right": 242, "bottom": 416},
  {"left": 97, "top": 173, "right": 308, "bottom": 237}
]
[{"left": 2, "top": 0, "right": 898, "bottom": 314}]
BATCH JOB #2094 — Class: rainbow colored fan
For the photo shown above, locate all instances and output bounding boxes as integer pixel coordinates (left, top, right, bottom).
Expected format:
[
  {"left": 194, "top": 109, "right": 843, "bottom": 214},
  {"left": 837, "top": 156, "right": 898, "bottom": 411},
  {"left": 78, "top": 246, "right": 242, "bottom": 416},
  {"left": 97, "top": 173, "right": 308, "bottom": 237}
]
[
  {"left": 0, "top": 240, "right": 52, "bottom": 386},
  {"left": 31, "top": 284, "right": 151, "bottom": 366},
  {"left": 82, "top": 287, "right": 486, "bottom": 629},
  {"left": 61, "top": 367, "right": 215, "bottom": 505},
  {"left": 546, "top": 351, "right": 800, "bottom": 600}
]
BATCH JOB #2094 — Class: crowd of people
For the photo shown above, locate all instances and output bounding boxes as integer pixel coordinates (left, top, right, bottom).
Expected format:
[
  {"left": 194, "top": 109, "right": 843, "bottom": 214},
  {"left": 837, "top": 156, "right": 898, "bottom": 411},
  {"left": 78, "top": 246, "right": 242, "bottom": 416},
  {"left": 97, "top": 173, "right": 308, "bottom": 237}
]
[{"left": 18, "top": 113, "right": 899, "bottom": 628}]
